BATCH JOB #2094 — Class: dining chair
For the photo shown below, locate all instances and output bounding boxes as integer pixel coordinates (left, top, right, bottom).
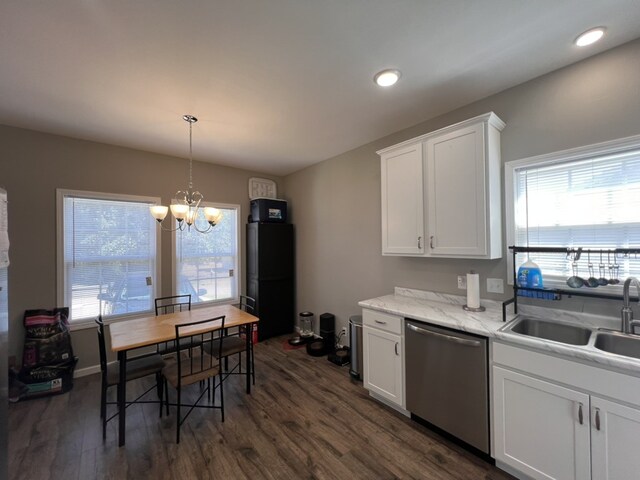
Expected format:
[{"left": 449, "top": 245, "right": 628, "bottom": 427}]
[
  {"left": 95, "top": 316, "right": 166, "bottom": 440},
  {"left": 203, "top": 295, "right": 256, "bottom": 385},
  {"left": 154, "top": 294, "right": 201, "bottom": 355},
  {"left": 162, "top": 315, "right": 226, "bottom": 444}
]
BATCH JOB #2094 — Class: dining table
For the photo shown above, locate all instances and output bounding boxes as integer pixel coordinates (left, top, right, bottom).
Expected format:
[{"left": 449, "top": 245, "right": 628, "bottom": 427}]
[{"left": 109, "top": 303, "right": 259, "bottom": 447}]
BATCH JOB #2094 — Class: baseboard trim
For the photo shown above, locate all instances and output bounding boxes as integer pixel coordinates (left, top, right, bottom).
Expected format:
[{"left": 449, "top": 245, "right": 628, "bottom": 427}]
[
  {"left": 369, "top": 391, "right": 410, "bottom": 417},
  {"left": 74, "top": 364, "right": 100, "bottom": 378}
]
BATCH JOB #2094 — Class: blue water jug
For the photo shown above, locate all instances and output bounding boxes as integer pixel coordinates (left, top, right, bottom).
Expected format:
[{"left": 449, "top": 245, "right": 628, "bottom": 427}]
[{"left": 517, "top": 259, "right": 543, "bottom": 289}]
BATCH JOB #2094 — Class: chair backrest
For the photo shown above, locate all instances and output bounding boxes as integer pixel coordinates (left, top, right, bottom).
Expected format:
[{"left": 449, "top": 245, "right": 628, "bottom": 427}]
[
  {"left": 175, "top": 315, "right": 226, "bottom": 387},
  {"left": 155, "top": 294, "right": 192, "bottom": 316},
  {"left": 238, "top": 295, "right": 256, "bottom": 314},
  {"left": 95, "top": 316, "right": 108, "bottom": 373}
]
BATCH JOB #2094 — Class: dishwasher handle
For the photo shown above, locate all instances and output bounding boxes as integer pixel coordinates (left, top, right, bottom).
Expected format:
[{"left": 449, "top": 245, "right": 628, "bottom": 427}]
[{"left": 406, "top": 323, "right": 481, "bottom": 347}]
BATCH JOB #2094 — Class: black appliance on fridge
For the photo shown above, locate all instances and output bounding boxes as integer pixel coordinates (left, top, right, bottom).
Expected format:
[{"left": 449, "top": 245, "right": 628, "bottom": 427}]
[{"left": 246, "top": 222, "right": 294, "bottom": 341}]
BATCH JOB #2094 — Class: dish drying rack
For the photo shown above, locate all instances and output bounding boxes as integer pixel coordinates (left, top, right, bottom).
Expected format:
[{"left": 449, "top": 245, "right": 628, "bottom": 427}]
[{"left": 502, "top": 246, "right": 640, "bottom": 322}]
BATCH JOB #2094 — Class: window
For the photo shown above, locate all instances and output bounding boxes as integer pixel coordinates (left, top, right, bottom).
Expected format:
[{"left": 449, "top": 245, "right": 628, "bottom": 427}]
[
  {"left": 174, "top": 203, "right": 239, "bottom": 305},
  {"left": 57, "top": 190, "right": 159, "bottom": 323},
  {"left": 506, "top": 136, "right": 640, "bottom": 287}
]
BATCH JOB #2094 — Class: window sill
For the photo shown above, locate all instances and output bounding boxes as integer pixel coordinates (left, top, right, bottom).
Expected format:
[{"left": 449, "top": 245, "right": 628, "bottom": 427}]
[{"left": 68, "top": 298, "right": 240, "bottom": 331}]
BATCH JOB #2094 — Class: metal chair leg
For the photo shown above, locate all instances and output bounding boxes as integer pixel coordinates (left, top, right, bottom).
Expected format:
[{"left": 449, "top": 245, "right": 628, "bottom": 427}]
[
  {"left": 176, "top": 387, "right": 181, "bottom": 444},
  {"left": 165, "top": 379, "right": 169, "bottom": 416},
  {"left": 251, "top": 342, "right": 256, "bottom": 385},
  {"left": 219, "top": 373, "right": 225, "bottom": 423},
  {"left": 156, "top": 372, "right": 163, "bottom": 399},
  {"left": 100, "top": 382, "right": 106, "bottom": 419}
]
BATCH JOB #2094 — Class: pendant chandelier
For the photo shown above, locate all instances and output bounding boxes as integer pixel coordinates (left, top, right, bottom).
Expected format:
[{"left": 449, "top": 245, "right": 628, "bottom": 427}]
[{"left": 149, "top": 114, "right": 222, "bottom": 233}]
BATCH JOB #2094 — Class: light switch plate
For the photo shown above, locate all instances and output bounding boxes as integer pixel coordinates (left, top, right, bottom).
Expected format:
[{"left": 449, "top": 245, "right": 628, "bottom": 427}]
[
  {"left": 457, "top": 275, "right": 467, "bottom": 289},
  {"left": 487, "top": 278, "right": 504, "bottom": 294}
]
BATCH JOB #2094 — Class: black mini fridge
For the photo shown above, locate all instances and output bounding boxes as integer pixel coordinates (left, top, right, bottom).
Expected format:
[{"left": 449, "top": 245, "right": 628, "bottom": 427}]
[{"left": 246, "top": 223, "right": 294, "bottom": 341}]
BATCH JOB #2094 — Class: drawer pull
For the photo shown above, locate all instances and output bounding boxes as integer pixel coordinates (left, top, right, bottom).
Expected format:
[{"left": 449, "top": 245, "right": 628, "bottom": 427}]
[{"left": 374, "top": 319, "right": 387, "bottom": 325}]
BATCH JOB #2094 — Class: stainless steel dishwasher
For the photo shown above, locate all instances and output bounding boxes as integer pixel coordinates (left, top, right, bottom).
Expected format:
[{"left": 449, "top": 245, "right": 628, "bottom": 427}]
[{"left": 405, "top": 319, "right": 489, "bottom": 454}]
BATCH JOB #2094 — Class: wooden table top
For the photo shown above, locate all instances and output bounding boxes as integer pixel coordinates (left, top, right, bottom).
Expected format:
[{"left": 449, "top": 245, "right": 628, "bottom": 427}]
[{"left": 109, "top": 304, "right": 259, "bottom": 352}]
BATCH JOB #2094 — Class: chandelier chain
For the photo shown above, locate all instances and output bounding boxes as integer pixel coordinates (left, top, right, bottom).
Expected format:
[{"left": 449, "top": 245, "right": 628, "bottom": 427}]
[{"left": 188, "top": 119, "right": 193, "bottom": 190}]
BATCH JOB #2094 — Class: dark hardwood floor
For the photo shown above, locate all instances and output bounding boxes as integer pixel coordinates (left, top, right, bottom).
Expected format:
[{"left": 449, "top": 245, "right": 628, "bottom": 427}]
[{"left": 9, "top": 336, "right": 514, "bottom": 480}]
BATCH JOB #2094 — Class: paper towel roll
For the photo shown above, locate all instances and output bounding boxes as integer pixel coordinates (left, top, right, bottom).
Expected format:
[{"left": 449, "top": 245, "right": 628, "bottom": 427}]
[{"left": 466, "top": 273, "right": 480, "bottom": 309}]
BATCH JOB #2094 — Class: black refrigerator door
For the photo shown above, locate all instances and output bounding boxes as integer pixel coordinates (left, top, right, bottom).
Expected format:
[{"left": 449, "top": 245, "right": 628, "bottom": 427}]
[
  {"left": 247, "top": 223, "right": 294, "bottom": 280},
  {"left": 246, "top": 222, "right": 295, "bottom": 341},
  {"left": 248, "top": 278, "right": 294, "bottom": 341}
]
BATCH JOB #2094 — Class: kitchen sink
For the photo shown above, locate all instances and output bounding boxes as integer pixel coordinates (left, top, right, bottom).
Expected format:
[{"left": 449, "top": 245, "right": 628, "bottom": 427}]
[
  {"left": 504, "top": 317, "right": 592, "bottom": 346},
  {"left": 594, "top": 331, "right": 640, "bottom": 359}
]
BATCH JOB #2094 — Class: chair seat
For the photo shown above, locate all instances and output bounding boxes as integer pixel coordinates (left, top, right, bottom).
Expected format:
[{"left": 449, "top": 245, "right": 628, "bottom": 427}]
[
  {"left": 163, "top": 351, "right": 220, "bottom": 388},
  {"left": 202, "top": 336, "right": 246, "bottom": 358},
  {"left": 157, "top": 336, "right": 203, "bottom": 355},
  {"left": 106, "top": 353, "right": 166, "bottom": 386}
]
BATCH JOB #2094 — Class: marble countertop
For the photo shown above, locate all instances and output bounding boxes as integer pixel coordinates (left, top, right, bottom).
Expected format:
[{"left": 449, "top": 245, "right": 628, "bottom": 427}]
[
  {"left": 359, "top": 287, "right": 640, "bottom": 377},
  {"left": 358, "top": 287, "right": 510, "bottom": 337}
]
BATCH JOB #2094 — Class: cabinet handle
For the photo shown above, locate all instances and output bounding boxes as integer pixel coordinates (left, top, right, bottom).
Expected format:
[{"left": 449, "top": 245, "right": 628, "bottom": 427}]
[
  {"left": 595, "top": 408, "right": 601, "bottom": 431},
  {"left": 578, "top": 403, "right": 584, "bottom": 425},
  {"left": 374, "top": 319, "right": 387, "bottom": 325},
  {"left": 395, "top": 342, "right": 398, "bottom": 355},
  {"left": 418, "top": 236, "right": 422, "bottom": 249},
  {"left": 430, "top": 236, "right": 434, "bottom": 249}
]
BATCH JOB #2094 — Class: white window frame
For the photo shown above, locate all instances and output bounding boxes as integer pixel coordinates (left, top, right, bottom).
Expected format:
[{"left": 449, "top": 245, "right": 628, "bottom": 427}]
[
  {"left": 172, "top": 201, "right": 241, "bottom": 308},
  {"left": 56, "top": 189, "right": 162, "bottom": 329},
  {"left": 505, "top": 133, "right": 640, "bottom": 288}
]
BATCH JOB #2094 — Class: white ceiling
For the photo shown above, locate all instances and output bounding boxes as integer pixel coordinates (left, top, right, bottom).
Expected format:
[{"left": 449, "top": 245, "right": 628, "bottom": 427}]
[{"left": 1, "top": 1, "right": 640, "bottom": 176}]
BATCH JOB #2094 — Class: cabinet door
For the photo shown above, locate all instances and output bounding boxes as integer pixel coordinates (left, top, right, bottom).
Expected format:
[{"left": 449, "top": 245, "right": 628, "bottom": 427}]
[
  {"left": 591, "top": 396, "right": 640, "bottom": 480},
  {"left": 380, "top": 143, "right": 424, "bottom": 255},
  {"left": 493, "top": 367, "right": 591, "bottom": 480},
  {"left": 363, "top": 325, "right": 403, "bottom": 407},
  {"left": 426, "top": 123, "right": 487, "bottom": 256}
]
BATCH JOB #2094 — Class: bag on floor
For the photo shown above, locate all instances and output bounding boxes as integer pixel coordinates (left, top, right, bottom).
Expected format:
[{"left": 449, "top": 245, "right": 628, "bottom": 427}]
[
  {"left": 19, "top": 358, "right": 77, "bottom": 399},
  {"left": 22, "top": 308, "right": 74, "bottom": 368}
]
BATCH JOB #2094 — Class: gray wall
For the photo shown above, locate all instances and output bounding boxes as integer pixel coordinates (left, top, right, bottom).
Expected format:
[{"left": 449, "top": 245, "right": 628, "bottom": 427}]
[
  {"left": 282, "top": 39, "right": 640, "bottom": 339},
  {"left": 0, "top": 126, "right": 281, "bottom": 369}
]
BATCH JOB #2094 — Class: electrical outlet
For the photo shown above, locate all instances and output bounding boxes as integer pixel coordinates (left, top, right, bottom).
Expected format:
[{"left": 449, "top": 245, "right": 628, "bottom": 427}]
[
  {"left": 487, "top": 278, "right": 504, "bottom": 294},
  {"left": 337, "top": 327, "right": 347, "bottom": 349},
  {"left": 457, "top": 275, "right": 467, "bottom": 289}
]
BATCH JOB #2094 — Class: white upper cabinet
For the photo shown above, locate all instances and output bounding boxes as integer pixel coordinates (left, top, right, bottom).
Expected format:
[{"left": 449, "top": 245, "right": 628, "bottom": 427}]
[
  {"left": 378, "top": 112, "right": 505, "bottom": 259},
  {"left": 380, "top": 142, "right": 424, "bottom": 255}
]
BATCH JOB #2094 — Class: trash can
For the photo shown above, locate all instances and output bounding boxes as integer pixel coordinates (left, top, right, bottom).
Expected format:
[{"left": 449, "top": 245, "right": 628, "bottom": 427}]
[{"left": 348, "top": 315, "right": 363, "bottom": 380}]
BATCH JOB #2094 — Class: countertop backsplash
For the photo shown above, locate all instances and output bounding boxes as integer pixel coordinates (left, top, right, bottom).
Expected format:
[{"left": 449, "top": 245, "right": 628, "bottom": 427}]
[{"left": 395, "top": 286, "right": 621, "bottom": 330}]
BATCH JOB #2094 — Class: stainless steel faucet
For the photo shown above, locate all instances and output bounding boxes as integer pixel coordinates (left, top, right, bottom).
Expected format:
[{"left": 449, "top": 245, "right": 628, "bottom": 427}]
[{"left": 621, "top": 277, "right": 640, "bottom": 334}]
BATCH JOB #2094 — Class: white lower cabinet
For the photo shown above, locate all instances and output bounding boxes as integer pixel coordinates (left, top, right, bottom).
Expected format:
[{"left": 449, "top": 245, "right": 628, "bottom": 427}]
[
  {"left": 493, "top": 366, "right": 591, "bottom": 480},
  {"left": 362, "top": 309, "right": 404, "bottom": 408},
  {"left": 591, "top": 396, "right": 640, "bottom": 480},
  {"left": 492, "top": 343, "right": 640, "bottom": 480}
]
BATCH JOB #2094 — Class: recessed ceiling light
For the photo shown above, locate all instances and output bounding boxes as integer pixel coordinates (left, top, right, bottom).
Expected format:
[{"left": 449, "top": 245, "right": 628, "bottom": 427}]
[
  {"left": 575, "top": 27, "right": 605, "bottom": 47},
  {"left": 374, "top": 69, "right": 401, "bottom": 87}
]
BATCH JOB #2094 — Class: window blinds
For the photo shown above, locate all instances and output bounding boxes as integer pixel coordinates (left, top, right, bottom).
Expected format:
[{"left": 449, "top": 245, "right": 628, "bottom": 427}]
[
  {"left": 175, "top": 206, "right": 238, "bottom": 304},
  {"left": 514, "top": 149, "right": 640, "bottom": 282},
  {"left": 62, "top": 195, "right": 157, "bottom": 321}
]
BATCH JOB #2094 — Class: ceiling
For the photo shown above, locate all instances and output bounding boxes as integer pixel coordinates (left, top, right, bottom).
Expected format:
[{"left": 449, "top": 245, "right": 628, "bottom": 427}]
[{"left": 1, "top": 1, "right": 640, "bottom": 176}]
